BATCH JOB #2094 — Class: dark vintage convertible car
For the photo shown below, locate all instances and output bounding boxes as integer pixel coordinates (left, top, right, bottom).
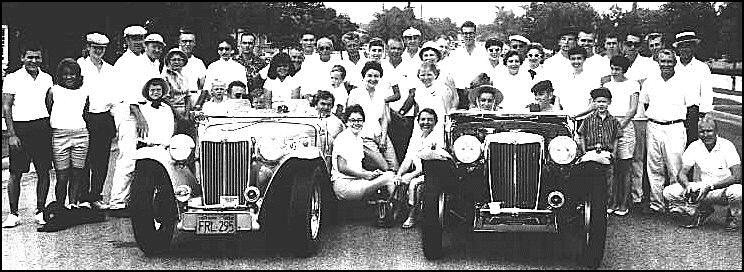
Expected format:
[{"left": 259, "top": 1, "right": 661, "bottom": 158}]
[
  {"left": 128, "top": 101, "right": 337, "bottom": 257},
  {"left": 419, "top": 110, "right": 608, "bottom": 268}
]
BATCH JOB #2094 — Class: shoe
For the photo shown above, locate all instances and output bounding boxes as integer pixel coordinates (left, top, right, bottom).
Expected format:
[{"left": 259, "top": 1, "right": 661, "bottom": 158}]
[
  {"left": 402, "top": 216, "right": 416, "bottom": 229},
  {"left": 606, "top": 208, "right": 615, "bottom": 215},
  {"left": 77, "top": 202, "right": 92, "bottom": 209},
  {"left": 2, "top": 214, "right": 21, "bottom": 228},
  {"left": 682, "top": 212, "right": 712, "bottom": 229},
  {"left": 643, "top": 205, "right": 664, "bottom": 215},
  {"left": 91, "top": 200, "right": 109, "bottom": 210},
  {"left": 668, "top": 206, "right": 686, "bottom": 216},
  {"left": 614, "top": 209, "right": 629, "bottom": 216},
  {"left": 35, "top": 212, "right": 46, "bottom": 225},
  {"left": 724, "top": 219, "right": 741, "bottom": 232}
]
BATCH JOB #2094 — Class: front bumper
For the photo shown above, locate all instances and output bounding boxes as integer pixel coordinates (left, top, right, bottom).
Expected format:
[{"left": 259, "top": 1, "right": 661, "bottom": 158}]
[
  {"left": 177, "top": 208, "right": 261, "bottom": 232},
  {"left": 473, "top": 203, "right": 558, "bottom": 233}
]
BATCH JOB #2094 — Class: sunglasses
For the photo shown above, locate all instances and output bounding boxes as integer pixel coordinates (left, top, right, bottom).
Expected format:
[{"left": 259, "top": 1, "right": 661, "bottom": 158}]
[
  {"left": 242, "top": 41, "right": 254, "bottom": 45},
  {"left": 403, "top": 36, "right": 419, "bottom": 39},
  {"left": 318, "top": 46, "right": 332, "bottom": 51},
  {"left": 624, "top": 41, "right": 640, "bottom": 47},
  {"left": 218, "top": 47, "right": 231, "bottom": 51},
  {"left": 511, "top": 44, "right": 523, "bottom": 49},
  {"left": 348, "top": 118, "right": 364, "bottom": 123},
  {"left": 302, "top": 39, "right": 315, "bottom": 42},
  {"left": 527, "top": 54, "right": 542, "bottom": 58},
  {"left": 649, "top": 43, "right": 662, "bottom": 48},
  {"left": 488, "top": 48, "right": 501, "bottom": 52}
]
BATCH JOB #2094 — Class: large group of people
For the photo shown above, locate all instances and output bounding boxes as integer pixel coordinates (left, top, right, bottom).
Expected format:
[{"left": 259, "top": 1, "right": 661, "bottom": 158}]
[{"left": 2, "top": 21, "right": 740, "bottom": 232}]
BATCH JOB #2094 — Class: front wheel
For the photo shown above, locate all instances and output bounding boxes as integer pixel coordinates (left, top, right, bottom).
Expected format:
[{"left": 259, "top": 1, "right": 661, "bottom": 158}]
[
  {"left": 421, "top": 182, "right": 445, "bottom": 260},
  {"left": 130, "top": 160, "right": 177, "bottom": 256},
  {"left": 578, "top": 165, "right": 608, "bottom": 268},
  {"left": 287, "top": 166, "right": 324, "bottom": 257}
]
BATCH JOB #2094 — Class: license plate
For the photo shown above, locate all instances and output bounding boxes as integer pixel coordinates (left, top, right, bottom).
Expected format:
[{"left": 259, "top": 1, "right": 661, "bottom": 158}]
[{"left": 196, "top": 214, "right": 237, "bottom": 235}]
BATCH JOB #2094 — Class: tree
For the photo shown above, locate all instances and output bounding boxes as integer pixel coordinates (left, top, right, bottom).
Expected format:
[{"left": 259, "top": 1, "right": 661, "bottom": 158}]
[
  {"left": 426, "top": 17, "right": 458, "bottom": 40},
  {"left": 717, "top": 2, "right": 742, "bottom": 64},
  {"left": 478, "top": 5, "right": 526, "bottom": 42},
  {"left": 660, "top": 2, "right": 720, "bottom": 60},
  {"left": 367, "top": 7, "right": 429, "bottom": 41},
  {"left": 522, "top": 2, "right": 599, "bottom": 51}
]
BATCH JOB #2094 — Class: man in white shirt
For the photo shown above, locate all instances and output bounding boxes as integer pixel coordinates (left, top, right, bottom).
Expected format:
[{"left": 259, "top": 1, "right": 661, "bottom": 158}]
[
  {"left": 508, "top": 34, "right": 530, "bottom": 57},
  {"left": 2, "top": 42, "right": 54, "bottom": 227},
  {"left": 663, "top": 118, "right": 741, "bottom": 231},
  {"left": 401, "top": 27, "right": 422, "bottom": 71},
  {"left": 554, "top": 47, "right": 599, "bottom": 118},
  {"left": 448, "top": 21, "right": 489, "bottom": 109},
  {"left": 579, "top": 29, "right": 610, "bottom": 79},
  {"left": 339, "top": 32, "right": 366, "bottom": 88},
  {"left": 178, "top": 30, "right": 207, "bottom": 103},
  {"left": 645, "top": 33, "right": 664, "bottom": 61},
  {"left": 301, "top": 37, "right": 344, "bottom": 97},
  {"left": 384, "top": 37, "right": 417, "bottom": 163},
  {"left": 640, "top": 49, "right": 693, "bottom": 214},
  {"left": 109, "top": 25, "right": 158, "bottom": 213},
  {"left": 672, "top": 31, "right": 713, "bottom": 146},
  {"left": 543, "top": 27, "right": 578, "bottom": 83},
  {"left": 300, "top": 33, "right": 317, "bottom": 57},
  {"left": 78, "top": 33, "right": 117, "bottom": 209},
  {"left": 143, "top": 33, "right": 165, "bottom": 74},
  {"left": 603, "top": 33, "right": 621, "bottom": 59}
]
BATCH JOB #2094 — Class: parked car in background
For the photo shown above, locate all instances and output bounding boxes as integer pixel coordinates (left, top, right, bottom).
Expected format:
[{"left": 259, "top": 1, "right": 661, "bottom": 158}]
[{"left": 420, "top": 110, "right": 608, "bottom": 268}]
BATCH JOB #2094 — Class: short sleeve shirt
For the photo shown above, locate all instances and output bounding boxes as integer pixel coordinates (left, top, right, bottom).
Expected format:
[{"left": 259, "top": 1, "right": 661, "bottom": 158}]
[
  {"left": 640, "top": 73, "right": 692, "bottom": 122},
  {"left": 578, "top": 112, "right": 621, "bottom": 151},
  {"left": 331, "top": 129, "right": 364, "bottom": 181},
  {"left": 182, "top": 55, "right": 207, "bottom": 91},
  {"left": 2, "top": 67, "right": 53, "bottom": 121},
  {"left": 204, "top": 58, "right": 248, "bottom": 91},
  {"left": 682, "top": 137, "right": 741, "bottom": 184},
  {"left": 78, "top": 56, "right": 116, "bottom": 113},
  {"left": 49, "top": 85, "right": 89, "bottom": 129},
  {"left": 674, "top": 57, "right": 713, "bottom": 113},
  {"left": 604, "top": 79, "right": 640, "bottom": 118},
  {"left": 138, "top": 102, "right": 175, "bottom": 145},
  {"left": 264, "top": 76, "right": 300, "bottom": 103},
  {"left": 554, "top": 70, "right": 600, "bottom": 117},
  {"left": 113, "top": 50, "right": 160, "bottom": 105}
]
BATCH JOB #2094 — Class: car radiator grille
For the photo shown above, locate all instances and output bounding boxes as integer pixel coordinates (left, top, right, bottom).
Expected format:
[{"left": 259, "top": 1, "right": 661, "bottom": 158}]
[
  {"left": 487, "top": 142, "right": 542, "bottom": 209},
  {"left": 199, "top": 141, "right": 251, "bottom": 205}
]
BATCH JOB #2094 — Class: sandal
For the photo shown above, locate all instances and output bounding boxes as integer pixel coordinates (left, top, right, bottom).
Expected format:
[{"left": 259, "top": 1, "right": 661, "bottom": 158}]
[{"left": 402, "top": 216, "right": 416, "bottom": 229}]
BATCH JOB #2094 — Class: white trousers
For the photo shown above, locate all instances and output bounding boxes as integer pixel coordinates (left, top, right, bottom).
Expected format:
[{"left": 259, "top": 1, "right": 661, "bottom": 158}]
[
  {"left": 108, "top": 104, "right": 137, "bottom": 209},
  {"left": 663, "top": 183, "right": 742, "bottom": 219},
  {"left": 630, "top": 120, "right": 647, "bottom": 203},
  {"left": 645, "top": 122, "right": 686, "bottom": 211}
]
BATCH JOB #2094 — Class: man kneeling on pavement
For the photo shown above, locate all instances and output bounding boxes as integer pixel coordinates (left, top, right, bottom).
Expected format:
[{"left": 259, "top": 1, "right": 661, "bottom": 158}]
[{"left": 663, "top": 117, "right": 741, "bottom": 231}]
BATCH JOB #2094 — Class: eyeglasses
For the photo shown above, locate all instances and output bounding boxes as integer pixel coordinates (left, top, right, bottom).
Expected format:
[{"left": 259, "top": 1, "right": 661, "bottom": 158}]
[
  {"left": 242, "top": 41, "right": 254, "bottom": 45},
  {"left": 218, "top": 47, "right": 231, "bottom": 51},
  {"left": 488, "top": 48, "right": 501, "bottom": 52},
  {"left": 302, "top": 38, "right": 315, "bottom": 42},
  {"left": 318, "top": 46, "right": 332, "bottom": 51},
  {"left": 462, "top": 32, "right": 476, "bottom": 36},
  {"left": 170, "top": 58, "right": 185, "bottom": 62},
  {"left": 348, "top": 118, "right": 364, "bottom": 123},
  {"left": 403, "top": 36, "right": 419, "bottom": 40},
  {"left": 527, "top": 54, "right": 542, "bottom": 58},
  {"left": 579, "top": 39, "right": 594, "bottom": 43},
  {"left": 389, "top": 47, "right": 404, "bottom": 51},
  {"left": 511, "top": 44, "right": 523, "bottom": 49},
  {"left": 649, "top": 43, "right": 662, "bottom": 48}
]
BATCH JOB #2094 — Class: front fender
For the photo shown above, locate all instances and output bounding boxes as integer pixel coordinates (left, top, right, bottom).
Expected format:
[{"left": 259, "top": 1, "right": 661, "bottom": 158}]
[{"left": 134, "top": 146, "right": 202, "bottom": 197}]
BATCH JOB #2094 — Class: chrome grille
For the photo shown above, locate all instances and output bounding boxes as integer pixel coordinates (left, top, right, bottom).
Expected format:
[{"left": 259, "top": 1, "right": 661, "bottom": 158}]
[
  {"left": 199, "top": 141, "right": 251, "bottom": 205},
  {"left": 487, "top": 142, "right": 542, "bottom": 209}
]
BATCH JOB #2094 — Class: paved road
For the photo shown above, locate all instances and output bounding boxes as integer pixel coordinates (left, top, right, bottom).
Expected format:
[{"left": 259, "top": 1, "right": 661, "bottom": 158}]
[{"left": 2, "top": 179, "right": 742, "bottom": 270}]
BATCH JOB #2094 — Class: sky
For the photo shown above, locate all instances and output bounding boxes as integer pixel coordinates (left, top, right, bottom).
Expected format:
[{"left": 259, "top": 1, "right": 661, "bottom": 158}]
[{"left": 323, "top": 2, "right": 668, "bottom": 26}]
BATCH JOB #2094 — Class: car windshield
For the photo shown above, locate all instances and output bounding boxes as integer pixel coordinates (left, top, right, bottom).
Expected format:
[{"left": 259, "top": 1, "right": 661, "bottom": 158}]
[{"left": 200, "top": 99, "right": 319, "bottom": 118}]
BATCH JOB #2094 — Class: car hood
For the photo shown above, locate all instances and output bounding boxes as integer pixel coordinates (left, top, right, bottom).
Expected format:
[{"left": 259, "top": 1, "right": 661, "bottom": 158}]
[
  {"left": 198, "top": 117, "right": 322, "bottom": 143},
  {"left": 447, "top": 111, "right": 573, "bottom": 140}
]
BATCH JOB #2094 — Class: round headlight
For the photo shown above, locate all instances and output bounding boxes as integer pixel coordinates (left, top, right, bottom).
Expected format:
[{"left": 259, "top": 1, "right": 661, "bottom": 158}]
[
  {"left": 174, "top": 185, "right": 192, "bottom": 202},
  {"left": 243, "top": 186, "right": 261, "bottom": 203},
  {"left": 257, "top": 138, "right": 285, "bottom": 161},
  {"left": 168, "top": 134, "right": 195, "bottom": 161},
  {"left": 453, "top": 135, "right": 482, "bottom": 163},
  {"left": 548, "top": 136, "right": 577, "bottom": 164}
]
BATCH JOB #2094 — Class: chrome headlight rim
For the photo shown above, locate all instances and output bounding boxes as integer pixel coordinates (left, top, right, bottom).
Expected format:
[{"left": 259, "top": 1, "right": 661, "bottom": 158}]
[
  {"left": 243, "top": 186, "right": 261, "bottom": 203},
  {"left": 548, "top": 135, "right": 577, "bottom": 165},
  {"left": 168, "top": 134, "right": 195, "bottom": 161},
  {"left": 453, "top": 135, "right": 482, "bottom": 164}
]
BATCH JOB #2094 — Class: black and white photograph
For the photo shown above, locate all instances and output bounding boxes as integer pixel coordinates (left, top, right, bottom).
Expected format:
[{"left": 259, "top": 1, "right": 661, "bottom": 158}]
[{"left": 2, "top": 1, "right": 741, "bottom": 270}]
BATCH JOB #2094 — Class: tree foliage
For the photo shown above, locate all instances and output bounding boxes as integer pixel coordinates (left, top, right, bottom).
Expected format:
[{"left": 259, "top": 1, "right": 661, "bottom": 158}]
[
  {"left": 522, "top": 2, "right": 598, "bottom": 52},
  {"left": 368, "top": 7, "right": 430, "bottom": 41},
  {"left": 717, "top": 2, "right": 742, "bottom": 61}
]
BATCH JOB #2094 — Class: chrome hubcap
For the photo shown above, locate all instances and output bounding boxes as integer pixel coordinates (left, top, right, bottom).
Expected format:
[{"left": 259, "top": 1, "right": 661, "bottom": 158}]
[{"left": 310, "top": 185, "right": 321, "bottom": 239}]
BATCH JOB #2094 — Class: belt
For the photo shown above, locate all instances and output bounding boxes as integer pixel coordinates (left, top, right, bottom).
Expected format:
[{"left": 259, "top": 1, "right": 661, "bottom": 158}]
[
  {"left": 648, "top": 118, "right": 684, "bottom": 125},
  {"left": 586, "top": 144, "right": 613, "bottom": 153}
]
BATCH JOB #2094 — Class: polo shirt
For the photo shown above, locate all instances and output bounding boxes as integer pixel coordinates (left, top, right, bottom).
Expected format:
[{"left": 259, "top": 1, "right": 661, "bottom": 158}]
[
  {"left": 640, "top": 73, "right": 693, "bottom": 122},
  {"left": 204, "top": 58, "right": 247, "bottom": 91},
  {"left": 682, "top": 137, "right": 741, "bottom": 184},
  {"left": 78, "top": 56, "right": 116, "bottom": 113},
  {"left": 264, "top": 76, "right": 300, "bottom": 103},
  {"left": 339, "top": 57, "right": 367, "bottom": 88},
  {"left": 492, "top": 70, "right": 534, "bottom": 112},
  {"left": 49, "top": 85, "right": 89, "bottom": 129},
  {"left": 604, "top": 78, "right": 640, "bottom": 118},
  {"left": 331, "top": 129, "right": 364, "bottom": 181},
  {"left": 554, "top": 69, "right": 599, "bottom": 116},
  {"left": 578, "top": 111, "right": 621, "bottom": 151},
  {"left": 542, "top": 52, "right": 572, "bottom": 82},
  {"left": 383, "top": 59, "right": 415, "bottom": 115},
  {"left": 182, "top": 54, "right": 207, "bottom": 91},
  {"left": 406, "top": 128, "right": 445, "bottom": 160},
  {"left": 113, "top": 49, "right": 160, "bottom": 105},
  {"left": 2, "top": 67, "right": 53, "bottom": 121},
  {"left": 625, "top": 55, "right": 658, "bottom": 84},
  {"left": 584, "top": 54, "right": 611, "bottom": 79},
  {"left": 674, "top": 57, "right": 713, "bottom": 113},
  {"left": 447, "top": 45, "right": 489, "bottom": 89},
  {"left": 138, "top": 101, "right": 175, "bottom": 145}
]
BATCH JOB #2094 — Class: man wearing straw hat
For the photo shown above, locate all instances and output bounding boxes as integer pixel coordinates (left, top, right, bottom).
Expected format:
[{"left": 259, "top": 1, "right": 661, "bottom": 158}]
[{"left": 672, "top": 30, "right": 713, "bottom": 147}]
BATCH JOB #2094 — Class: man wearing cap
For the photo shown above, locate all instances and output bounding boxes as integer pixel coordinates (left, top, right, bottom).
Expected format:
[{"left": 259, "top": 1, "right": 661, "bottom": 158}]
[
  {"left": 340, "top": 32, "right": 366, "bottom": 87},
  {"left": 109, "top": 25, "right": 158, "bottom": 214},
  {"left": 77, "top": 33, "right": 117, "bottom": 209},
  {"left": 144, "top": 33, "right": 165, "bottom": 73},
  {"left": 640, "top": 48, "right": 695, "bottom": 214},
  {"left": 579, "top": 29, "right": 610, "bottom": 79},
  {"left": 402, "top": 27, "right": 422, "bottom": 68},
  {"left": 543, "top": 27, "right": 578, "bottom": 83},
  {"left": 235, "top": 32, "right": 267, "bottom": 93},
  {"left": 2, "top": 41, "right": 54, "bottom": 227},
  {"left": 672, "top": 30, "right": 713, "bottom": 147},
  {"left": 178, "top": 30, "right": 207, "bottom": 99},
  {"left": 508, "top": 34, "right": 530, "bottom": 57},
  {"left": 448, "top": 21, "right": 489, "bottom": 109}
]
